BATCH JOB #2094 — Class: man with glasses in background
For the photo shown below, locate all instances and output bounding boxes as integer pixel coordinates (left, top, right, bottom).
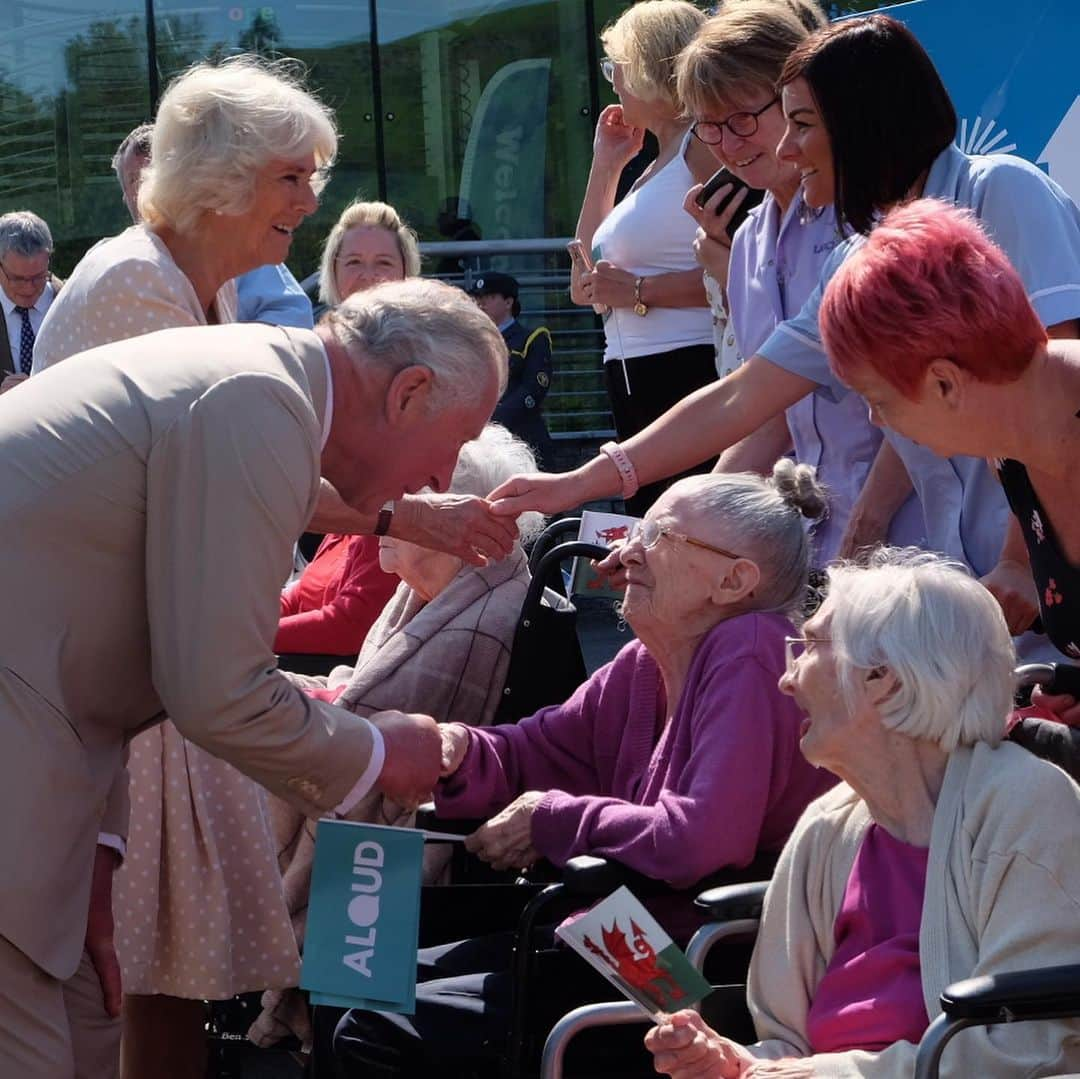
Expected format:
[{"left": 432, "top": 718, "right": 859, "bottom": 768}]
[{"left": 0, "top": 211, "right": 61, "bottom": 394}]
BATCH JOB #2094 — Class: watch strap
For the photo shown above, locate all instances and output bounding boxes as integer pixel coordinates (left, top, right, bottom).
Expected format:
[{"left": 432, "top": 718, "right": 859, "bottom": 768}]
[{"left": 373, "top": 500, "right": 395, "bottom": 536}]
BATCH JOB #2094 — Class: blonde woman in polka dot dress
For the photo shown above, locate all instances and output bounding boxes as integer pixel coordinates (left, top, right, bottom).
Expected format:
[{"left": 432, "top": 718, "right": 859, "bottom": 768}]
[{"left": 33, "top": 56, "right": 336, "bottom": 1079}]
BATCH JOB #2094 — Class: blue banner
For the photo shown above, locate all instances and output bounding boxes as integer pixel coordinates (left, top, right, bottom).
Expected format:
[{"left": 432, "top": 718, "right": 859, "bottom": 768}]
[
  {"left": 879, "top": 0, "right": 1080, "bottom": 204},
  {"left": 300, "top": 820, "right": 424, "bottom": 1014}
]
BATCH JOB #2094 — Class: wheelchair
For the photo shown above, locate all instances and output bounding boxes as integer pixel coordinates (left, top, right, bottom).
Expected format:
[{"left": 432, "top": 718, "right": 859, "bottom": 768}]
[
  {"left": 207, "top": 521, "right": 620, "bottom": 1076},
  {"left": 542, "top": 660, "right": 1080, "bottom": 1079}
]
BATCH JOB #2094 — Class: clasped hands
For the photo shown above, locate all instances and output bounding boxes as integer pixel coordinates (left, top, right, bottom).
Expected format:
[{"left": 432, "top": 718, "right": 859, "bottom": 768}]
[
  {"left": 579, "top": 260, "right": 639, "bottom": 309},
  {"left": 646, "top": 1011, "right": 815, "bottom": 1078},
  {"left": 438, "top": 722, "right": 543, "bottom": 870}
]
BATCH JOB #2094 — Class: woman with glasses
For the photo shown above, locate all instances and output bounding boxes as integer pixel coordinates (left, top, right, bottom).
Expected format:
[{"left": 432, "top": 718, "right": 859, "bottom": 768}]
[
  {"left": 491, "top": 14, "right": 1080, "bottom": 648},
  {"left": 677, "top": 0, "right": 924, "bottom": 566},
  {"left": 646, "top": 548, "right": 1080, "bottom": 1078},
  {"left": 573, "top": 0, "right": 718, "bottom": 514},
  {"left": 331, "top": 460, "right": 835, "bottom": 1076}
]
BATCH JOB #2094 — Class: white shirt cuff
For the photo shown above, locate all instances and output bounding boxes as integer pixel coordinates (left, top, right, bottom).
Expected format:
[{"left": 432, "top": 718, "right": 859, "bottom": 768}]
[
  {"left": 97, "top": 832, "right": 127, "bottom": 861},
  {"left": 335, "top": 718, "right": 386, "bottom": 815}
]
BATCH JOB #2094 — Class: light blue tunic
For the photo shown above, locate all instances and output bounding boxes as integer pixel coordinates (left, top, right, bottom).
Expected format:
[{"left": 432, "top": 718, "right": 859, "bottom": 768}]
[
  {"left": 758, "top": 145, "right": 1080, "bottom": 580},
  {"left": 728, "top": 193, "right": 925, "bottom": 562},
  {"left": 236, "top": 264, "right": 314, "bottom": 329}
]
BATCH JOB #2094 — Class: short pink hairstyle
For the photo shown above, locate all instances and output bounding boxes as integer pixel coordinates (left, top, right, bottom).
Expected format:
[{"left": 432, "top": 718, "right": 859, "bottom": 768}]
[{"left": 820, "top": 198, "right": 1047, "bottom": 398}]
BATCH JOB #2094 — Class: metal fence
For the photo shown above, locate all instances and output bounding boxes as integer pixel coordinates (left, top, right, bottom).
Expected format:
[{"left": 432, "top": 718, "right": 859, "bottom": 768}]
[{"left": 421, "top": 238, "right": 615, "bottom": 444}]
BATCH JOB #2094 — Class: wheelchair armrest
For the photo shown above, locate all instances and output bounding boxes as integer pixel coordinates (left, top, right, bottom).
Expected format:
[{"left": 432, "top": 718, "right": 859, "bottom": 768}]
[
  {"left": 939, "top": 963, "right": 1080, "bottom": 1022},
  {"left": 415, "top": 803, "right": 485, "bottom": 838},
  {"left": 694, "top": 881, "right": 769, "bottom": 922}
]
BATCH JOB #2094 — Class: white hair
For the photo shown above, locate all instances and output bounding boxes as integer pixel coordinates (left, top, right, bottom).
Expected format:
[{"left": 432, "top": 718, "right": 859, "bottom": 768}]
[
  {"left": 679, "top": 459, "right": 827, "bottom": 619},
  {"left": 139, "top": 55, "right": 337, "bottom": 234},
  {"left": 824, "top": 548, "right": 1015, "bottom": 752},
  {"left": 450, "top": 424, "right": 545, "bottom": 544},
  {"left": 0, "top": 211, "right": 52, "bottom": 259},
  {"left": 324, "top": 277, "right": 507, "bottom": 409},
  {"left": 319, "top": 199, "right": 422, "bottom": 305}
]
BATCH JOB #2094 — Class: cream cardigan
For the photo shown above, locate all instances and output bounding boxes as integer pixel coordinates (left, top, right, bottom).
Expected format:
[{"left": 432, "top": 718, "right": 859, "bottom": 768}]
[{"left": 747, "top": 741, "right": 1080, "bottom": 1077}]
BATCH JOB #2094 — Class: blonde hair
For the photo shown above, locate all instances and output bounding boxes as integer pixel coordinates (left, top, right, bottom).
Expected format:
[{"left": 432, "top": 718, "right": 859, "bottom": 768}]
[
  {"left": 140, "top": 55, "right": 337, "bottom": 234},
  {"left": 676, "top": 0, "right": 825, "bottom": 119},
  {"left": 601, "top": 0, "right": 707, "bottom": 108},
  {"left": 318, "top": 199, "right": 422, "bottom": 305}
]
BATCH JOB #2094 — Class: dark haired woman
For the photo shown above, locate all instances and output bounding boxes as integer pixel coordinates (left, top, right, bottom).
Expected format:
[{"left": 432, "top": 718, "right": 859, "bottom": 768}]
[{"left": 490, "top": 13, "right": 1080, "bottom": 654}]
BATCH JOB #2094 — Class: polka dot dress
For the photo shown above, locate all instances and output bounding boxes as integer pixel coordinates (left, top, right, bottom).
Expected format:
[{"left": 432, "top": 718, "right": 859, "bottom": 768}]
[{"left": 37, "top": 225, "right": 299, "bottom": 996}]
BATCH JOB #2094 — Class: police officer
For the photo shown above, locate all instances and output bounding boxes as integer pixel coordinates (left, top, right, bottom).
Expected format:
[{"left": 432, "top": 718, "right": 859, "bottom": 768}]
[{"left": 470, "top": 272, "right": 555, "bottom": 469}]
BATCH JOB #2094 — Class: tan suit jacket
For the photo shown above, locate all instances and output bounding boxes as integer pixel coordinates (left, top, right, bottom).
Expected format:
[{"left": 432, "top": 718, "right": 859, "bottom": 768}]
[{"left": 0, "top": 321, "right": 377, "bottom": 980}]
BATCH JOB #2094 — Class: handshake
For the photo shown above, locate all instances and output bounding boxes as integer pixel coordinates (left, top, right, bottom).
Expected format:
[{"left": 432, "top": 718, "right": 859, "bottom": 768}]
[{"left": 370, "top": 712, "right": 472, "bottom": 807}]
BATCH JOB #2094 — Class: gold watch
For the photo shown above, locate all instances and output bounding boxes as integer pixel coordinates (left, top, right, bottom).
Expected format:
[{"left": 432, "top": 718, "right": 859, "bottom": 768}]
[{"left": 633, "top": 276, "right": 648, "bottom": 317}]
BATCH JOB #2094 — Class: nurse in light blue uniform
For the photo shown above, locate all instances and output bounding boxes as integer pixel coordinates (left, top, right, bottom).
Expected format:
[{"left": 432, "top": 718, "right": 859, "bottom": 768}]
[{"left": 759, "top": 144, "right": 1080, "bottom": 584}]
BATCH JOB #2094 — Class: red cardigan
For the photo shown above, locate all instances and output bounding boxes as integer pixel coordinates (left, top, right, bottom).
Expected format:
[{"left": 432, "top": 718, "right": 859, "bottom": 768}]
[{"left": 275, "top": 534, "right": 397, "bottom": 655}]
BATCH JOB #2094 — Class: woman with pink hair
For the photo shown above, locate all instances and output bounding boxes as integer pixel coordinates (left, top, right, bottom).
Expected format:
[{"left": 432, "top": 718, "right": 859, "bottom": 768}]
[{"left": 820, "top": 196, "right": 1080, "bottom": 718}]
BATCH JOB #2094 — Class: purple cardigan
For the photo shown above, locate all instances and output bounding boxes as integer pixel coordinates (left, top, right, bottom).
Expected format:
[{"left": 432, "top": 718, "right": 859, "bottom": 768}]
[{"left": 436, "top": 611, "right": 834, "bottom": 889}]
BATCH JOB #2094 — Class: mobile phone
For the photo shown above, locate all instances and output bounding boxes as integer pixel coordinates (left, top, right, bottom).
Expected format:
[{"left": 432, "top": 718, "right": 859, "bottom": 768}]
[
  {"left": 695, "top": 167, "right": 766, "bottom": 239},
  {"left": 567, "top": 239, "right": 610, "bottom": 316},
  {"left": 567, "top": 238, "right": 595, "bottom": 275}
]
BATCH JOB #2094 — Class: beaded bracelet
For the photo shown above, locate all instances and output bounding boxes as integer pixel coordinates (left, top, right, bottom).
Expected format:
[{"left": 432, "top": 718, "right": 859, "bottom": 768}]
[{"left": 599, "top": 441, "right": 640, "bottom": 500}]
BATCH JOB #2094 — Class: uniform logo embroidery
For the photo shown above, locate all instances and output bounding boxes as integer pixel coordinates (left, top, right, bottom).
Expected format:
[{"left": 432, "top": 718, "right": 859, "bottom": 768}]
[{"left": 536, "top": 372, "right": 549, "bottom": 387}]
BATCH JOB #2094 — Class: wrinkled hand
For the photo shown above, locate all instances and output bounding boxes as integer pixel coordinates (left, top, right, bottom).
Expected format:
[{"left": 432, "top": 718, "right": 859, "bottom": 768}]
[
  {"left": 439, "top": 723, "right": 471, "bottom": 777},
  {"left": 1030, "top": 686, "right": 1080, "bottom": 727},
  {"left": 371, "top": 710, "right": 442, "bottom": 808},
  {"left": 682, "top": 183, "right": 748, "bottom": 288},
  {"left": 592, "top": 542, "right": 629, "bottom": 590},
  {"left": 86, "top": 845, "right": 123, "bottom": 1019},
  {"left": 0, "top": 373, "right": 28, "bottom": 394},
  {"left": 399, "top": 492, "right": 517, "bottom": 566},
  {"left": 488, "top": 471, "right": 591, "bottom": 518},
  {"left": 581, "top": 260, "right": 637, "bottom": 309},
  {"left": 645, "top": 1010, "right": 752, "bottom": 1078},
  {"left": 980, "top": 558, "right": 1039, "bottom": 635},
  {"left": 594, "top": 104, "right": 645, "bottom": 167},
  {"left": 465, "top": 791, "right": 545, "bottom": 870}
]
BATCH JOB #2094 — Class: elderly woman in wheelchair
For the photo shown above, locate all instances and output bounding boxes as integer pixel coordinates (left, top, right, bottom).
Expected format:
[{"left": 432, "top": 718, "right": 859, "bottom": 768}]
[
  {"left": 331, "top": 461, "right": 838, "bottom": 1075},
  {"left": 646, "top": 549, "right": 1080, "bottom": 1079}
]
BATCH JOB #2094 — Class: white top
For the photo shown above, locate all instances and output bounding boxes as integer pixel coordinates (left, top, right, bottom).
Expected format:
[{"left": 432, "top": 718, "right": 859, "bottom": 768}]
[
  {"left": 592, "top": 132, "right": 713, "bottom": 361},
  {"left": 2, "top": 279, "right": 55, "bottom": 366},
  {"left": 32, "top": 225, "right": 238, "bottom": 373}
]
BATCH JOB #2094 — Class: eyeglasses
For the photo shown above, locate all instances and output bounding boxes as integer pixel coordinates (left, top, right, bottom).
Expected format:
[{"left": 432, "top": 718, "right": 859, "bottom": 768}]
[
  {"left": 631, "top": 518, "right": 744, "bottom": 560},
  {"left": 0, "top": 262, "right": 49, "bottom": 287},
  {"left": 690, "top": 97, "right": 779, "bottom": 145},
  {"left": 600, "top": 58, "right": 617, "bottom": 84},
  {"left": 783, "top": 635, "right": 832, "bottom": 671}
]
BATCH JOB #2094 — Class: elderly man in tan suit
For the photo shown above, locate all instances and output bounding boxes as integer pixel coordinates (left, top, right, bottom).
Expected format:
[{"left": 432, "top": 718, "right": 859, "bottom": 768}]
[{"left": 0, "top": 278, "right": 506, "bottom": 1078}]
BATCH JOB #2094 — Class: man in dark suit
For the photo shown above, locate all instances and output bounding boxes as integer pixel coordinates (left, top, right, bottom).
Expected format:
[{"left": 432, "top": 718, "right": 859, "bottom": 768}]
[
  {"left": 470, "top": 272, "right": 556, "bottom": 469},
  {"left": 0, "top": 211, "right": 61, "bottom": 392}
]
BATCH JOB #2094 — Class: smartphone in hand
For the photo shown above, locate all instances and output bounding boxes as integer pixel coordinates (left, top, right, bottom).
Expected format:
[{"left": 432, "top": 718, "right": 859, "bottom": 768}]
[
  {"left": 567, "top": 239, "right": 610, "bottom": 316},
  {"left": 695, "top": 167, "right": 765, "bottom": 240}
]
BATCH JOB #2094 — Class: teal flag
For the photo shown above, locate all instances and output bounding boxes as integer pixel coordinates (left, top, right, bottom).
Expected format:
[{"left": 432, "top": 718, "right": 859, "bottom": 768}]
[
  {"left": 300, "top": 820, "right": 424, "bottom": 1014},
  {"left": 459, "top": 58, "right": 551, "bottom": 256}
]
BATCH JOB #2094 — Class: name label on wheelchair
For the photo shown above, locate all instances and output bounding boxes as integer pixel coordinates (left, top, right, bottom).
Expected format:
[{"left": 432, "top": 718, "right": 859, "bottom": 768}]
[{"left": 302, "top": 819, "right": 424, "bottom": 1012}]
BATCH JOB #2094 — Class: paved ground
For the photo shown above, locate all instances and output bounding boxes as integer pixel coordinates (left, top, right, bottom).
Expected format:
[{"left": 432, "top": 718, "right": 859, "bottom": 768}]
[{"left": 576, "top": 597, "right": 635, "bottom": 674}]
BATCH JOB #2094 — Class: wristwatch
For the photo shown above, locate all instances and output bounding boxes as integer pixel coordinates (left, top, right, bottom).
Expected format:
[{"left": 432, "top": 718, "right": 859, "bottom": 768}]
[
  {"left": 373, "top": 500, "right": 394, "bottom": 536},
  {"left": 633, "top": 276, "right": 648, "bottom": 317}
]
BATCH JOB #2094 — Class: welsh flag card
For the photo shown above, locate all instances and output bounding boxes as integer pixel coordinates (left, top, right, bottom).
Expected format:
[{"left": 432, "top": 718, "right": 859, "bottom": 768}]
[
  {"left": 556, "top": 886, "right": 713, "bottom": 1018},
  {"left": 301, "top": 820, "right": 424, "bottom": 1015},
  {"left": 569, "top": 510, "right": 641, "bottom": 600}
]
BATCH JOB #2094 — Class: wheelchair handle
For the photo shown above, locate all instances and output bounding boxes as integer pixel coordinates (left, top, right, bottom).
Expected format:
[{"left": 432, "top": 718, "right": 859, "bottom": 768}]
[
  {"left": 522, "top": 540, "right": 611, "bottom": 615},
  {"left": 1015, "top": 662, "right": 1080, "bottom": 698}
]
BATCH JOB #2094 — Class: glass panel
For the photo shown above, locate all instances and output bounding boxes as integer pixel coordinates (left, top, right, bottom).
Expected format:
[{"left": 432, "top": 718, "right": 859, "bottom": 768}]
[
  {"left": 375, "top": 0, "right": 594, "bottom": 245},
  {"left": 151, "top": 0, "right": 378, "bottom": 280},
  {"left": 0, "top": 0, "right": 152, "bottom": 274}
]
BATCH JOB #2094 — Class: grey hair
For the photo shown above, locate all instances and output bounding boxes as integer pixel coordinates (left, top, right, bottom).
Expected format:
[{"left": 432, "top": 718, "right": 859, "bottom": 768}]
[
  {"left": 324, "top": 277, "right": 508, "bottom": 409},
  {"left": 0, "top": 211, "right": 53, "bottom": 260},
  {"left": 139, "top": 55, "right": 337, "bottom": 234},
  {"left": 111, "top": 122, "right": 154, "bottom": 174},
  {"left": 450, "top": 424, "right": 545, "bottom": 544},
  {"left": 319, "top": 199, "right": 422, "bottom": 305},
  {"left": 824, "top": 548, "right": 1015, "bottom": 752},
  {"left": 680, "top": 459, "right": 826, "bottom": 618}
]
